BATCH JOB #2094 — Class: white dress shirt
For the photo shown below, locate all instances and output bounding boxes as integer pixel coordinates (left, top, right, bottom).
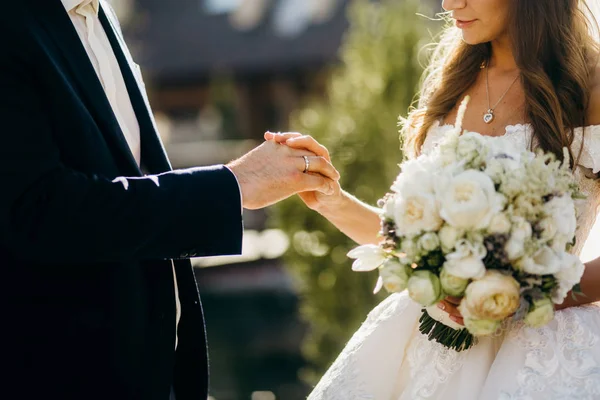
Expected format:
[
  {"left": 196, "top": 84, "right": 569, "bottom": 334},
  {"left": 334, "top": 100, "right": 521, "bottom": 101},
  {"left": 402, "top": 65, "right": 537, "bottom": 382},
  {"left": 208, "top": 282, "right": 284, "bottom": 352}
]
[{"left": 61, "top": 0, "right": 181, "bottom": 347}]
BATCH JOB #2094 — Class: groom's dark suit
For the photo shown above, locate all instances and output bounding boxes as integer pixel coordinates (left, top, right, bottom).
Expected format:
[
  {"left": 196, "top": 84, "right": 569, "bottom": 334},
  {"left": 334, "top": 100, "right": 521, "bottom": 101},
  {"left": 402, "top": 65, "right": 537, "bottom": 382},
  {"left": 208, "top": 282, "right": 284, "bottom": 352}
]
[{"left": 0, "top": 1, "right": 242, "bottom": 399}]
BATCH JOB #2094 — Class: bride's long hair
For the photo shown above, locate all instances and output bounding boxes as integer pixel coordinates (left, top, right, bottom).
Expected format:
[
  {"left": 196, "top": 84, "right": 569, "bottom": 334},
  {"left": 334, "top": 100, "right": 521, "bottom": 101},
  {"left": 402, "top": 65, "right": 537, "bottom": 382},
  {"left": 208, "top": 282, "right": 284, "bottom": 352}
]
[{"left": 403, "top": 0, "right": 600, "bottom": 161}]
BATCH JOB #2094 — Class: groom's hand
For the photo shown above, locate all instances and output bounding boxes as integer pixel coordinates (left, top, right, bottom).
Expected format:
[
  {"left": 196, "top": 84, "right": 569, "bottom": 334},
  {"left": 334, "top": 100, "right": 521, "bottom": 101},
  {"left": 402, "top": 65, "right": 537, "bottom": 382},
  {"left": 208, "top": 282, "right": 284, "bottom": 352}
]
[
  {"left": 227, "top": 139, "right": 340, "bottom": 210},
  {"left": 264, "top": 132, "right": 344, "bottom": 212}
]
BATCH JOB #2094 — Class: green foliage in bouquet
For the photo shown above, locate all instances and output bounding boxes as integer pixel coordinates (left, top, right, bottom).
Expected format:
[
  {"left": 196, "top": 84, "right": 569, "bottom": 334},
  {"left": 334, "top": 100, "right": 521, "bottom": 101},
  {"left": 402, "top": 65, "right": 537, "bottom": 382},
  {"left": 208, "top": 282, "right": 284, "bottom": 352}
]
[{"left": 270, "top": 0, "right": 437, "bottom": 383}]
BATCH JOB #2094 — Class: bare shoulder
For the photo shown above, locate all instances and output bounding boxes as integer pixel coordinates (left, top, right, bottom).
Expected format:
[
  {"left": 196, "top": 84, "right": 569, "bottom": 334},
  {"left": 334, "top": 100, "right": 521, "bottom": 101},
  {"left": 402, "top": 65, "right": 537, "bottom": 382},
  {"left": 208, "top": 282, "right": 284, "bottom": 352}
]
[{"left": 588, "top": 63, "right": 600, "bottom": 126}]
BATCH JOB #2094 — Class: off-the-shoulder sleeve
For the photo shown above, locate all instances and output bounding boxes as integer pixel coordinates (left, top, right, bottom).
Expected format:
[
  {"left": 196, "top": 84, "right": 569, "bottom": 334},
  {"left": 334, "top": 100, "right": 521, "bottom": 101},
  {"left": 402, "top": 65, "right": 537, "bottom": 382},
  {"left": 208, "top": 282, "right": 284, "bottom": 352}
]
[{"left": 572, "top": 125, "right": 600, "bottom": 173}]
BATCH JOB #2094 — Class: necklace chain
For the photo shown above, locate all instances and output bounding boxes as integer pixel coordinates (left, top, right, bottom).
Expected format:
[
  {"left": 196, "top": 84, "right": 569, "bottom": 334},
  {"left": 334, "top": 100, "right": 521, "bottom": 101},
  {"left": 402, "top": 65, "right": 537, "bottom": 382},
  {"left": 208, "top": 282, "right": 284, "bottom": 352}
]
[{"left": 483, "top": 64, "right": 520, "bottom": 124}]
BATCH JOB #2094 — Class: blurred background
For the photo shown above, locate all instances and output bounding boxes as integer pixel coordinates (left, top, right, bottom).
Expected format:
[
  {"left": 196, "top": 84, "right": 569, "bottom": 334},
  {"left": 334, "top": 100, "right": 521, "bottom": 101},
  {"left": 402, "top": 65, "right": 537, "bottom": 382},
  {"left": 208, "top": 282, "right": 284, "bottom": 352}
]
[{"left": 110, "top": 0, "right": 441, "bottom": 398}]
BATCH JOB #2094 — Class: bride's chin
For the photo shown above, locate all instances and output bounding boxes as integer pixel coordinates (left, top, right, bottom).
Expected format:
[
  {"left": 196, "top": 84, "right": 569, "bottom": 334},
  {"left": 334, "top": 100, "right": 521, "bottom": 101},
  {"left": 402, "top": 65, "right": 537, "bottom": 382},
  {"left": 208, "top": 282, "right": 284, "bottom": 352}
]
[{"left": 460, "top": 32, "right": 490, "bottom": 46}]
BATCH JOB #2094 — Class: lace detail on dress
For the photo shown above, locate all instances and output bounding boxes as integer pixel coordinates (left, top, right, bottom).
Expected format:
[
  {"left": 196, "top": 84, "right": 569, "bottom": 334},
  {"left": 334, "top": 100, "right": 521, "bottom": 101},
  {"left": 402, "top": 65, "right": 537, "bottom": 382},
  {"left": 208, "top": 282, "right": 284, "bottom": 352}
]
[
  {"left": 499, "top": 304, "right": 600, "bottom": 400},
  {"left": 307, "top": 294, "right": 410, "bottom": 400},
  {"left": 405, "top": 332, "right": 466, "bottom": 399}
]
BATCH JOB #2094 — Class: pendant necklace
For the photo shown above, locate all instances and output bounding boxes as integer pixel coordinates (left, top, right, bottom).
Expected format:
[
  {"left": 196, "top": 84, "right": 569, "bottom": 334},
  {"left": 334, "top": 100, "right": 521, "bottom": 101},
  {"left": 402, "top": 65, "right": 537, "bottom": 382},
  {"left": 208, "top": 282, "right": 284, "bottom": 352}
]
[{"left": 483, "top": 64, "right": 520, "bottom": 124}]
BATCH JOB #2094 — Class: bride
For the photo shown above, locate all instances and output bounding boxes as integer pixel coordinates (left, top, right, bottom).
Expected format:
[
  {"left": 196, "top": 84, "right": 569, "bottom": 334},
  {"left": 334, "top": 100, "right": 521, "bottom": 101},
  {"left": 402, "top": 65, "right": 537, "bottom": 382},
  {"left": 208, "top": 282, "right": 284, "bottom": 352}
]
[{"left": 267, "top": 0, "right": 600, "bottom": 398}]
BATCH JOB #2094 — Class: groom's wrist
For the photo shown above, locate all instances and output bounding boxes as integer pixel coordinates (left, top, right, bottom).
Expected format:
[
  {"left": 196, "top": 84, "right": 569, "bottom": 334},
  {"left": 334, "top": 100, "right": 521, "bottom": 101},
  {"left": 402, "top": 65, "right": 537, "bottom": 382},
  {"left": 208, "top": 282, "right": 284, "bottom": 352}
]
[{"left": 224, "top": 164, "right": 244, "bottom": 213}]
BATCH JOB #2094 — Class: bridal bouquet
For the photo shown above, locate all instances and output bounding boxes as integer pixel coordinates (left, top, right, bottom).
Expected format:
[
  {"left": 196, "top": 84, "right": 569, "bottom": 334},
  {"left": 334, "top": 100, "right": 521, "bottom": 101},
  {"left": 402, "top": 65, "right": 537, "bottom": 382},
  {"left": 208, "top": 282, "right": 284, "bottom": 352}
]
[{"left": 349, "top": 98, "right": 586, "bottom": 351}]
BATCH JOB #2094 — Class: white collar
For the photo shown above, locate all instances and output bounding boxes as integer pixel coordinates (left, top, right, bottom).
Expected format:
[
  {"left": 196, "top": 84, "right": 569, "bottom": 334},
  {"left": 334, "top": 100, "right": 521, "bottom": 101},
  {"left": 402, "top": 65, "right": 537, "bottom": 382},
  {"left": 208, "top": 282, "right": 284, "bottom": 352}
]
[{"left": 61, "top": 0, "right": 100, "bottom": 14}]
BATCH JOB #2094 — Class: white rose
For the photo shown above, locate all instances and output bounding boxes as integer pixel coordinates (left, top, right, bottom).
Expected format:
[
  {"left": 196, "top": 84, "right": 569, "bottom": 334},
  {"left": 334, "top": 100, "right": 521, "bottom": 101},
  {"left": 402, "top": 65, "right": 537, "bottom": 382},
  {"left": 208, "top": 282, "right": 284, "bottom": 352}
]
[
  {"left": 408, "top": 270, "right": 443, "bottom": 306},
  {"left": 379, "top": 259, "right": 412, "bottom": 293},
  {"left": 348, "top": 245, "right": 387, "bottom": 272},
  {"left": 543, "top": 195, "right": 577, "bottom": 240},
  {"left": 440, "top": 267, "right": 469, "bottom": 297},
  {"left": 518, "top": 246, "right": 562, "bottom": 275},
  {"left": 438, "top": 170, "right": 504, "bottom": 231},
  {"left": 524, "top": 297, "right": 555, "bottom": 328},
  {"left": 553, "top": 252, "right": 585, "bottom": 304},
  {"left": 442, "top": 239, "right": 487, "bottom": 280},
  {"left": 461, "top": 270, "right": 521, "bottom": 320},
  {"left": 505, "top": 217, "right": 533, "bottom": 260},
  {"left": 488, "top": 213, "right": 511, "bottom": 235},
  {"left": 439, "top": 225, "right": 463, "bottom": 252},
  {"left": 394, "top": 194, "right": 443, "bottom": 237},
  {"left": 418, "top": 233, "right": 441, "bottom": 253}
]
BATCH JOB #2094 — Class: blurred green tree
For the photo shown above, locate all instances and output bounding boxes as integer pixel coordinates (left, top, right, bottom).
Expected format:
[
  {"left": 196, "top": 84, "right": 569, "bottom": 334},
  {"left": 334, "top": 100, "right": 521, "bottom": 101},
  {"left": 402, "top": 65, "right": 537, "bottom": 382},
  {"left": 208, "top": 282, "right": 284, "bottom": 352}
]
[{"left": 271, "top": 0, "right": 438, "bottom": 383}]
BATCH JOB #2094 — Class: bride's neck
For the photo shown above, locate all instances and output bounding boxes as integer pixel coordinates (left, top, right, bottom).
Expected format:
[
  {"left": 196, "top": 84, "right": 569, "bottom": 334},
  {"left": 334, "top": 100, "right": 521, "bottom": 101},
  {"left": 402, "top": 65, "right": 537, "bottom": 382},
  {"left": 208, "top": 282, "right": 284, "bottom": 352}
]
[{"left": 488, "top": 35, "right": 519, "bottom": 74}]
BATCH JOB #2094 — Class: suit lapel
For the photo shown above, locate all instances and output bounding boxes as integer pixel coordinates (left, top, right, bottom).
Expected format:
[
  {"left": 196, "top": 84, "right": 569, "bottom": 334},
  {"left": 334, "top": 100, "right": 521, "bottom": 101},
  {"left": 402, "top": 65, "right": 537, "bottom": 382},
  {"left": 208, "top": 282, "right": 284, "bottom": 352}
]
[
  {"left": 34, "top": 0, "right": 143, "bottom": 177},
  {"left": 99, "top": 2, "right": 173, "bottom": 175}
]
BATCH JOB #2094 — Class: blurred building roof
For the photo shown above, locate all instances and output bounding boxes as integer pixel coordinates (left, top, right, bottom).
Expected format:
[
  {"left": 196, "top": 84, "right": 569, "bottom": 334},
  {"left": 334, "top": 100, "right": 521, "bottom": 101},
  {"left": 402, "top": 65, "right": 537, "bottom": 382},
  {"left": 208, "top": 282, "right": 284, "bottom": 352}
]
[{"left": 124, "top": 0, "right": 350, "bottom": 84}]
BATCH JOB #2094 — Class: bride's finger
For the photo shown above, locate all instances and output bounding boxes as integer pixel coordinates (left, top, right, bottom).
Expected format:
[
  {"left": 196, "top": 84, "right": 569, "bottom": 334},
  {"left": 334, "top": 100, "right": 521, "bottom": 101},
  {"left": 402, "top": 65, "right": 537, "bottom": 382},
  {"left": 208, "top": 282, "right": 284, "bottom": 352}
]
[
  {"left": 445, "top": 296, "right": 462, "bottom": 306},
  {"left": 285, "top": 135, "right": 331, "bottom": 162},
  {"left": 438, "top": 300, "right": 464, "bottom": 325},
  {"left": 264, "top": 131, "right": 303, "bottom": 142}
]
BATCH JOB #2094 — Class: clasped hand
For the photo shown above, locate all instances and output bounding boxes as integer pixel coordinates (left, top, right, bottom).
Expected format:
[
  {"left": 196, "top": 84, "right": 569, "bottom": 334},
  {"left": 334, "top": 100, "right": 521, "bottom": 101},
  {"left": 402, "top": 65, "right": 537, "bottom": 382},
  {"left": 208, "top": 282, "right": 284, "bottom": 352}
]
[
  {"left": 263, "top": 131, "right": 344, "bottom": 212},
  {"left": 227, "top": 132, "right": 341, "bottom": 210}
]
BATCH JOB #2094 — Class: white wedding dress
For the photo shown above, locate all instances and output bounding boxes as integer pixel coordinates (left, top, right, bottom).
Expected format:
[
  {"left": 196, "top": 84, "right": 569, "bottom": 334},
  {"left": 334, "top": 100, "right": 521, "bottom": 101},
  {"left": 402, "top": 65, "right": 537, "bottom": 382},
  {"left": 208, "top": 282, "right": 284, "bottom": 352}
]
[{"left": 308, "top": 121, "right": 600, "bottom": 400}]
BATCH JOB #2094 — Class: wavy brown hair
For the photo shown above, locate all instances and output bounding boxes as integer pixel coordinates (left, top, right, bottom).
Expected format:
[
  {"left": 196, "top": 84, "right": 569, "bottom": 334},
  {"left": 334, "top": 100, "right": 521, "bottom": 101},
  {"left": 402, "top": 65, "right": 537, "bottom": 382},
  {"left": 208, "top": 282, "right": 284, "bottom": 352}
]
[{"left": 403, "top": 0, "right": 600, "bottom": 163}]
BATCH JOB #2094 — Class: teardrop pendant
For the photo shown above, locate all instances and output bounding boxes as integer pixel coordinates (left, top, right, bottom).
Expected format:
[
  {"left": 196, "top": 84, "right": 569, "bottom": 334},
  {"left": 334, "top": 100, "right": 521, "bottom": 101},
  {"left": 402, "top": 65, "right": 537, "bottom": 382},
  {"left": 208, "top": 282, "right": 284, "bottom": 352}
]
[{"left": 483, "top": 110, "right": 494, "bottom": 124}]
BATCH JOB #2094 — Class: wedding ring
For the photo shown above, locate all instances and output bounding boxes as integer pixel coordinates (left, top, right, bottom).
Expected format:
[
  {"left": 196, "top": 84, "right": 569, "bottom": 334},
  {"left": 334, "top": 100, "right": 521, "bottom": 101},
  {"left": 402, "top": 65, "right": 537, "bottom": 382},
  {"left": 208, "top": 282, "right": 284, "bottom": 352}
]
[{"left": 303, "top": 155, "right": 310, "bottom": 173}]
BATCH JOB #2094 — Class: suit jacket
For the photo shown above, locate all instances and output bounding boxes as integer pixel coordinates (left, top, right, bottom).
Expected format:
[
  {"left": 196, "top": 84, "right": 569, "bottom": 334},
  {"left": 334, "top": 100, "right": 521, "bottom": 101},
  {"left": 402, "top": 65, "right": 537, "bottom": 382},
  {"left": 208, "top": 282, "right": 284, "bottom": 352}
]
[{"left": 0, "top": 1, "right": 243, "bottom": 399}]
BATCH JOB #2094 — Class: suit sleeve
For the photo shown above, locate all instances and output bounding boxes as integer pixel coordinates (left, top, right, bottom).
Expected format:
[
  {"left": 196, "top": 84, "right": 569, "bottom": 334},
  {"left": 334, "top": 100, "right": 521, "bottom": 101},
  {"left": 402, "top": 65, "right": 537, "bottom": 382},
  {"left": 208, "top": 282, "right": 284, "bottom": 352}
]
[{"left": 0, "top": 41, "right": 243, "bottom": 263}]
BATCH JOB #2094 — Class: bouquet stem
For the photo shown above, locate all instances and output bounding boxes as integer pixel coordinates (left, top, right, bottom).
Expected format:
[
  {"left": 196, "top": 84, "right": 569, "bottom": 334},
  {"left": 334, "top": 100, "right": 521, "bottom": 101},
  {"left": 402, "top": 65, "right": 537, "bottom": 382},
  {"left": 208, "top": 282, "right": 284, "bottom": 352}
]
[{"left": 418, "top": 310, "right": 475, "bottom": 352}]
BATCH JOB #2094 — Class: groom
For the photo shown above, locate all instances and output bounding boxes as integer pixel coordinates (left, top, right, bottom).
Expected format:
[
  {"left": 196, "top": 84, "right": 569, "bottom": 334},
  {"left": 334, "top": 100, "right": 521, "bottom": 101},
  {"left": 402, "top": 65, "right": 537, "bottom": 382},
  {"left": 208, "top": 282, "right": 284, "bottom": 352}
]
[{"left": 0, "top": 1, "right": 338, "bottom": 399}]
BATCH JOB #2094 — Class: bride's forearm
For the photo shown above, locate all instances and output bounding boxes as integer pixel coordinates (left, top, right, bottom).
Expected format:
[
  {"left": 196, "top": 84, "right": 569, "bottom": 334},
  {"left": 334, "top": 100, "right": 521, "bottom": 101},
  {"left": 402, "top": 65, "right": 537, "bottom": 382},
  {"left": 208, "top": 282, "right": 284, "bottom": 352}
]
[
  {"left": 316, "top": 190, "right": 382, "bottom": 245},
  {"left": 556, "top": 257, "right": 600, "bottom": 310}
]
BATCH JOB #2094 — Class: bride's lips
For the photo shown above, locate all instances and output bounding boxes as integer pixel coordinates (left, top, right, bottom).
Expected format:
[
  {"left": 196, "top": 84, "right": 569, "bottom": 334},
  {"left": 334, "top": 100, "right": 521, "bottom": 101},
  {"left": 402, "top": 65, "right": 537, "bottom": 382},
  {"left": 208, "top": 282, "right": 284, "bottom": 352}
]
[{"left": 455, "top": 19, "right": 476, "bottom": 29}]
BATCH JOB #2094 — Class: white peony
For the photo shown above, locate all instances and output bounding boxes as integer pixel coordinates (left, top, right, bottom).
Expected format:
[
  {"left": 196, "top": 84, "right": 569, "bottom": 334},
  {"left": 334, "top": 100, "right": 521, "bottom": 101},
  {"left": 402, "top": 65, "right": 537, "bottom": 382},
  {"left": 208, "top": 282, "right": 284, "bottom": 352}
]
[
  {"left": 348, "top": 245, "right": 387, "bottom": 272},
  {"left": 393, "top": 194, "right": 443, "bottom": 237},
  {"left": 518, "top": 246, "right": 562, "bottom": 275},
  {"left": 505, "top": 217, "right": 533, "bottom": 261},
  {"left": 524, "top": 297, "right": 555, "bottom": 328},
  {"left": 391, "top": 156, "right": 438, "bottom": 196},
  {"left": 543, "top": 195, "right": 577, "bottom": 241},
  {"left": 488, "top": 213, "right": 512, "bottom": 235},
  {"left": 553, "top": 252, "right": 585, "bottom": 304},
  {"left": 442, "top": 239, "right": 487, "bottom": 280},
  {"left": 460, "top": 270, "right": 521, "bottom": 321},
  {"left": 408, "top": 270, "right": 443, "bottom": 306},
  {"left": 438, "top": 170, "right": 505, "bottom": 231},
  {"left": 379, "top": 259, "right": 412, "bottom": 293}
]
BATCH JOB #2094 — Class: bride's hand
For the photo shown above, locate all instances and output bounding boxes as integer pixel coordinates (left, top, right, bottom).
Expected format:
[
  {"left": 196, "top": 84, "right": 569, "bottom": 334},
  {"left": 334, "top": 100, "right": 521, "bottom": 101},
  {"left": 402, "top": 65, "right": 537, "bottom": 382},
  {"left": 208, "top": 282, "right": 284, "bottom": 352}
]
[
  {"left": 438, "top": 296, "right": 465, "bottom": 326},
  {"left": 264, "top": 132, "right": 343, "bottom": 212}
]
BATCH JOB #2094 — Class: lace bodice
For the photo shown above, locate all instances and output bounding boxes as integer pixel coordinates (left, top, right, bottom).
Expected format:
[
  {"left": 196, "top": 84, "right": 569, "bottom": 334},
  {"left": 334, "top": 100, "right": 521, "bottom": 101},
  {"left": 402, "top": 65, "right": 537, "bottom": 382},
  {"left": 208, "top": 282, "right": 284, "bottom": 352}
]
[{"left": 423, "top": 121, "right": 600, "bottom": 257}]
